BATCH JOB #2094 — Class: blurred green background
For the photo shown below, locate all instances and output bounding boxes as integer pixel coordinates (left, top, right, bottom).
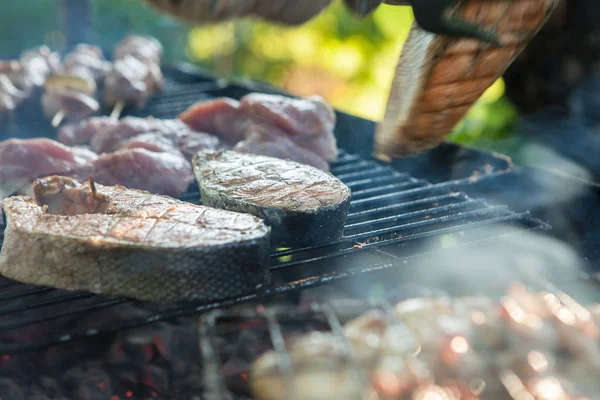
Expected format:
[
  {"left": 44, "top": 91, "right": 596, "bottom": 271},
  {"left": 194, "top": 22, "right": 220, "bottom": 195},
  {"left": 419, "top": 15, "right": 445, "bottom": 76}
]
[{"left": 0, "top": 0, "right": 522, "bottom": 156}]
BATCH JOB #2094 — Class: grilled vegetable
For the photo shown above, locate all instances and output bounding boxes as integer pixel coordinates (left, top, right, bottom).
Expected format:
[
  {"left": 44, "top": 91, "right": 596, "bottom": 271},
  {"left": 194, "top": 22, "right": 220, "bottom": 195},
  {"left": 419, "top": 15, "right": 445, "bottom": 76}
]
[
  {"left": 0, "top": 175, "right": 271, "bottom": 302},
  {"left": 193, "top": 150, "right": 351, "bottom": 248}
]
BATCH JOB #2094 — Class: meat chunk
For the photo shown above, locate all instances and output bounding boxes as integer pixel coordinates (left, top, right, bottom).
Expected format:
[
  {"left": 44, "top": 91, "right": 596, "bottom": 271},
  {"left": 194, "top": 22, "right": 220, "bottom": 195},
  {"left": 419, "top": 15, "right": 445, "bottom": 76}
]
[
  {"left": 179, "top": 93, "right": 338, "bottom": 170},
  {"left": 0, "top": 137, "right": 194, "bottom": 201},
  {"left": 74, "top": 148, "right": 194, "bottom": 198},
  {"left": 239, "top": 93, "right": 337, "bottom": 160},
  {"left": 57, "top": 116, "right": 121, "bottom": 146},
  {"left": 0, "top": 175, "right": 271, "bottom": 302},
  {"left": 58, "top": 116, "right": 222, "bottom": 160},
  {"left": 193, "top": 150, "right": 351, "bottom": 247},
  {"left": 0, "top": 138, "right": 97, "bottom": 200}
]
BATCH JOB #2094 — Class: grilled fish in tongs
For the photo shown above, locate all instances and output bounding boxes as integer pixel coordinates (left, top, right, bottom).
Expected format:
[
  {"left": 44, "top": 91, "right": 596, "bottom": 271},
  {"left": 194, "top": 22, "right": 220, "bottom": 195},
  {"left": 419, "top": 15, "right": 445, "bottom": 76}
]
[{"left": 143, "top": 0, "right": 559, "bottom": 159}]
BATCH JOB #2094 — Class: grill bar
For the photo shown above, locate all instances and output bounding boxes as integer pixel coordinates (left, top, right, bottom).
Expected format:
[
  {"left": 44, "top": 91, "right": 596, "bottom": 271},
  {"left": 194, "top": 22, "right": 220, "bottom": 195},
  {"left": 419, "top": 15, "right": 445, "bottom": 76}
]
[{"left": 0, "top": 67, "right": 550, "bottom": 354}]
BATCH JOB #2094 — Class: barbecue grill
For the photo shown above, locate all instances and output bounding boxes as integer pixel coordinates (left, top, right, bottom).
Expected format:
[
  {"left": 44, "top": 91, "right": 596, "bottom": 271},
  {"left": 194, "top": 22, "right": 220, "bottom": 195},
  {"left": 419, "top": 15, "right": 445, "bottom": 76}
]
[{"left": 2, "top": 55, "right": 600, "bottom": 400}]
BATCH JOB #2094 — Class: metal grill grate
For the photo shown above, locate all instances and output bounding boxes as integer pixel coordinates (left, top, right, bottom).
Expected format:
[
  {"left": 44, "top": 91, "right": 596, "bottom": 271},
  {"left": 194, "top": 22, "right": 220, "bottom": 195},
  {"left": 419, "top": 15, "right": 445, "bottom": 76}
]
[{"left": 0, "top": 66, "right": 549, "bottom": 354}]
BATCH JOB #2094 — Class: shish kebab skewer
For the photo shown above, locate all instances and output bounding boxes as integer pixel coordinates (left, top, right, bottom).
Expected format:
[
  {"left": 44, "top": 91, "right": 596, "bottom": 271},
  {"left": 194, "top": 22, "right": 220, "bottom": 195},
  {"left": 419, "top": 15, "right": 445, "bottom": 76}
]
[
  {"left": 0, "top": 46, "right": 60, "bottom": 122},
  {"left": 102, "top": 35, "right": 164, "bottom": 120},
  {"left": 43, "top": 44, "right": 111, "bottom": 127},
  {"left": 142, "top": 0, "right": 559, "bottom": 160}
]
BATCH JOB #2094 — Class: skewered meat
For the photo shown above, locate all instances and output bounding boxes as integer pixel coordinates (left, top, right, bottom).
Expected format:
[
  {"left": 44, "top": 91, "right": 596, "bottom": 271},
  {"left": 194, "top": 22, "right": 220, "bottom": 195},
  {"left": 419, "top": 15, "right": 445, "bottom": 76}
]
[
  {"left": 102, "top": 56, "right": 157, "bottom": 110},
  {"left": 58, "top": 116, "right": 142, "bottom": 146},
  {"left": 113, "top": 35, "right": 163, "bottom": 65},
  {"left": 41, "top": 44, "right": 109, "bottom": 125},
  {"left": 0, "top": 138, "right": 97, "bottom": 203},
  {"left": 250, "top": 284, "right": 600, "bottom": 400},
  {"left": 0, "top": 175, "right": 271, "bottom": 302},
  {"left": 19, "top": 45, "right": 60, "bottom": 88},
  {"left": 179, "top": 93, "right": 338, "bottom": 170},
  {"left": 75, "top": 148, "right": 194, "bottom": 197},
  {"left": 61, "top": 44, "right": 111, "bottom": 80},
  {"left": 103, "top": 35, "right": 163, "bottom": 114},
  {"left": 193, "top": 150, "right": 351, "bottom": 247}
]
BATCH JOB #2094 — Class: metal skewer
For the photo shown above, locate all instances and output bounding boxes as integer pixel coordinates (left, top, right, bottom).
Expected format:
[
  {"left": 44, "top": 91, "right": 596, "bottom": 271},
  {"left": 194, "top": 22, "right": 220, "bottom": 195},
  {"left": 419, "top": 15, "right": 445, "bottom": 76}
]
[
  {"left": 110, "top": 100, "right": 124, "bottom": 120},
  {"left": 51, "top": 109, "right": 66, "bottom": 127}
]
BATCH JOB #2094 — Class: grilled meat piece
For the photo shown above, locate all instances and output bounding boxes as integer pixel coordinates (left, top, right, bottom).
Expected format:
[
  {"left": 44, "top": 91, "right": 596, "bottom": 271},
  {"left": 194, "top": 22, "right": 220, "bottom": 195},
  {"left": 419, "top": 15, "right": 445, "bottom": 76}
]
[
  {"left": 118, "top": 130, "right": 221, "bottom": 160},
  {"left": 102, "top": 56, "right": 157, "bottom": 109},
  {"left": 76, "top": 148, "right": 194, "bottom": 197},
  {"left": 374, "top": 0, "right": 559, "bottom": 159},
  {"left": 193, "top": 150, "right": 351, "bottom": 247},
  {"left": 233, "top": 133, "right": 330, "bottom": 171},
  {"left": 0, "top": 175, "right": 271, "bottom": 302},
  {"left": 61, "top": 44, "right": 111, "bottom": 80},
  {"left": 58, "top": 116, "right": 121, "bottom": 145},
  {"left": 0, "top": 138, "right": 97, "bottom": 202},
  {"left": 113, "top": 35, "right": 163, "bottom": 64},
  {"left": 179, "top": 93, "right": 338, "bottom": 170}
]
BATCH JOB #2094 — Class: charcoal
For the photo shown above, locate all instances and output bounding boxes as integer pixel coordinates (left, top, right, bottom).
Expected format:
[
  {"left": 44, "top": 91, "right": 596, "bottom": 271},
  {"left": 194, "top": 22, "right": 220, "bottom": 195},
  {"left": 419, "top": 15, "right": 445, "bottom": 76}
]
[
  {"left": 140, "top": 365, "right": 169, "bottom": 394},
  {"left": 0, "top": 377, "right": 25, "bottom": 400}
]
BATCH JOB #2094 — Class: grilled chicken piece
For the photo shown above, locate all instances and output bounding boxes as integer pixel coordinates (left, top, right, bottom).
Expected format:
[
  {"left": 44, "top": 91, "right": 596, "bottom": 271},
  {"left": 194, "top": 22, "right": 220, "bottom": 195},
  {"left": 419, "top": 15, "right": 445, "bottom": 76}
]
[
  {"left": 0, "top": 175, "right": 271, "bottom": 302},
  {"left": 374, "top": 0, "right": 559, "bottom": 159}
]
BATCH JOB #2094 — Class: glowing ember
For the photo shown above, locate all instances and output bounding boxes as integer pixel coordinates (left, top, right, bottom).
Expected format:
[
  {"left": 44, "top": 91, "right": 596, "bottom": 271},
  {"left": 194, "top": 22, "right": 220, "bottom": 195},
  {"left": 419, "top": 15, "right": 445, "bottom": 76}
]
[
  {"left": 527, "top": 351, "right": 550, "bottom": 373},
  {"left": 450, "top": 336, "right": 469, "bottom": 354},
  {"left": 471, "top": 310, "right": 486, "bottom": 325},
  {"left": 529, "top": 377, "right": 566, "bottom": 400}
]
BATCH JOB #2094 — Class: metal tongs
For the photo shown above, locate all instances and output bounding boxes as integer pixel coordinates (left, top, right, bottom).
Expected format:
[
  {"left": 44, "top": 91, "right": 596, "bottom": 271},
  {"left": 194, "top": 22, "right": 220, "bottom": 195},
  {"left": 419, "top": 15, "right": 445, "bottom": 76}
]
[{"left": 346, "top": 0, "right": 503, "bottom": 45}]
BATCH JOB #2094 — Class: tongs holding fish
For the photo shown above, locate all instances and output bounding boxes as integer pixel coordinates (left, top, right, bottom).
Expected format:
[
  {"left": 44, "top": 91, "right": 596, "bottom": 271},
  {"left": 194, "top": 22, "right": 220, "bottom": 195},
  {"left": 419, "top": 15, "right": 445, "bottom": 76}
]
[
  {"left": 144, "top": 0, "right": 559, "bottom": 159},
  {"left": 369, "top": 0, "right": 559, "bottom": 161}
]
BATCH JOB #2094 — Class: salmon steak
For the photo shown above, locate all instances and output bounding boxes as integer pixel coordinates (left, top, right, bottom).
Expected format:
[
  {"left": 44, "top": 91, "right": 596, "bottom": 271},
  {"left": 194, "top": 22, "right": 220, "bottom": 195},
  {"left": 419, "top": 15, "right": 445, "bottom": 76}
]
[
  {"left": 0, "top": 176, "right": 271, "bottom": 302},
  {"left": 374, "top": 0, "right": 559, "bottom": 160},
  {"left": 193, "top": 150, "right": 352, "bottom": 248}
]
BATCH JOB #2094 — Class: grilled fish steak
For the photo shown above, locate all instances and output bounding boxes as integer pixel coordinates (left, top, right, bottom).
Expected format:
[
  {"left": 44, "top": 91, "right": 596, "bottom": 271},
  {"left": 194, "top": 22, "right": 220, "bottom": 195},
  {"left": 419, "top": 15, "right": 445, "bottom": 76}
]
[
  {"left": 0, "top": 176, "right": 271, "bottom": 302},
  {"left": 374, "top": 0, "right": 559, "bottom": 159},
  {"left": 193, "top": 150, "right": 351, "bottom": 248}
]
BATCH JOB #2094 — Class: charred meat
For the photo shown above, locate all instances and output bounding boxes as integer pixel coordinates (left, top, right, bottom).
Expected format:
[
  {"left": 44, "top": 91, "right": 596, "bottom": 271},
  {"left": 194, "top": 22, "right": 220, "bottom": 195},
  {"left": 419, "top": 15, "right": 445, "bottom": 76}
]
[
  {"left": 193, "top": 150, "right": 351, "bottom": 247},
  {"left": 0, "top": 176, "right": 271, "bottom": 302}
]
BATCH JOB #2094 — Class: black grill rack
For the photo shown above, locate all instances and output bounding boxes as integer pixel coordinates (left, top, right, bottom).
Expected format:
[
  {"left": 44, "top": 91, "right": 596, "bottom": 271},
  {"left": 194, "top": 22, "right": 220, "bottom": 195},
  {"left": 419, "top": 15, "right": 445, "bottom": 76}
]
[{"left": 0, "top": 65, "right": 549, "bottom": 354}]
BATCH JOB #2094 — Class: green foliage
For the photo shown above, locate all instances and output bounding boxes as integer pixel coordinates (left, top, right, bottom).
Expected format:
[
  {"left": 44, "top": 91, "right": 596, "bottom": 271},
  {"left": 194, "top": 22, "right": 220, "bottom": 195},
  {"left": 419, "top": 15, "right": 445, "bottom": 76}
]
[{"left": 0, "top": 0, "right": 519, "bottom": 152}]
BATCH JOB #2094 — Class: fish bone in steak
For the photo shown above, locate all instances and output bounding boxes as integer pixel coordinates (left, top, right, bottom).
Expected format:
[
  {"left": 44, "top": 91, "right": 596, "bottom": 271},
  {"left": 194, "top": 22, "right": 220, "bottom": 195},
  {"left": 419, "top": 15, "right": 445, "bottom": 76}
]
[
  {"left": 193, "top": 150, "right": 351, "bottom": 248},
  {"left": 0, "top": 176, "right": 271, "bottom": 302}
]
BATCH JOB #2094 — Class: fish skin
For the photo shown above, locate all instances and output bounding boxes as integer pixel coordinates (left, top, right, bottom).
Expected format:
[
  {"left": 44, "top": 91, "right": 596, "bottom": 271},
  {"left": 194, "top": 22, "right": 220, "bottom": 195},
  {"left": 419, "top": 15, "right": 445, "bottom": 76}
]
[
  {"left": 374, "top": 0, "right": 559, "bottom": 160},
  {"left": 0, "top": 176, "right": 271, "bottom": 302},
  {"left": 193, "top": 150, "right": 352, "bottom": 248}
]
